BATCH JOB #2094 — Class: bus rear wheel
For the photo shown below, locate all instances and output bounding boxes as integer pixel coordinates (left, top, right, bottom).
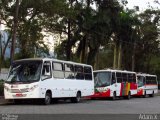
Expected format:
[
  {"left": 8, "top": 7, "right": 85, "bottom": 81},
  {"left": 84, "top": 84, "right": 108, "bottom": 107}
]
[
  {"left": 143, "top": 91, "right": 147, "bottom": 98},
  {"left": 126, "top": 91, "right": 131, "bottom": 100},
  {"left": 71, "top": 92, "right": 81, "bottom": 103}
]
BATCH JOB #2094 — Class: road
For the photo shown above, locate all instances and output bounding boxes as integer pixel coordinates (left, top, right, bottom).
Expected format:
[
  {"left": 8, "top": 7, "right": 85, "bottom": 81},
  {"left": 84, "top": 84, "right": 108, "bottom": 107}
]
[{"left": 0, "top": 96, "right": 160, "bottom": 114}]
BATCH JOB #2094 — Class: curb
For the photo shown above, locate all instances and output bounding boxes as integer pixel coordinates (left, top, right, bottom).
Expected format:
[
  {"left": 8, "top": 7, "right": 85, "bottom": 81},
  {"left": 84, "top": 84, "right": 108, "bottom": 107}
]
[
  {"left": 0, "top": 96, "right": 6, "bottom": 104},
  {"left": 0, "top": 96, "right": 13, "bottom": 104}
]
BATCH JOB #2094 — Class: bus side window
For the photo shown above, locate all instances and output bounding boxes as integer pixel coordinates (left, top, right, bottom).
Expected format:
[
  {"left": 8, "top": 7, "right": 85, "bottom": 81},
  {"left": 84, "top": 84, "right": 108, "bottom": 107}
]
[
  {"left": 132, "top": 74, "right": 136, "bottom": 83},
  {"left": 153, "top": 77, "right": 157, "bottom": 84},
  {"left": 144, "top": 77, "right": 146, "bottom": 84},
  {"left": 84, "top": 67, "right": 92, "bottom": 81},
  {"left": 116, "top": 72, "right": 122, "bottom": 83},
  {"left": 146, "top": 76, "right": 150, "bottom": 84},
  {"left": 111, "top": 72, "right": 116, "bottom": 84},
  {"left": 122, "top": 73, "right": 127, "bottom": 83},
  {"left": 52, "top": 62, "right": 64, "bottom": 79},
  {"left": 42, "top": 61, "right": 52, "bottom": 80},
  {"left": 64, "top": 63, "right": 74, "bottom": 79},
  {"left": 75, "top": 65, "right": 84, "bottom": 80},
  {"left": 128, "top": 73, "right": 133, "bottom": 83}
]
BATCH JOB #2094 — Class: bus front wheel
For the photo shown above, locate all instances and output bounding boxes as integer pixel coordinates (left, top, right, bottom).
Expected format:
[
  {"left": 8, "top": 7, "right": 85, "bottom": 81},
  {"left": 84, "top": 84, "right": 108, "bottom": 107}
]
[
  {"left": 14, "top": 99, "right": 22, "bottom": 104},
  {"left": 112, "top": 92, "right": 116, "bottom": 100},
  {"left": 149, "top": 91, "right": 154, "bottom": 97},
  {"left": 44, "top": 93, "right": 52, "bottom": 105}
]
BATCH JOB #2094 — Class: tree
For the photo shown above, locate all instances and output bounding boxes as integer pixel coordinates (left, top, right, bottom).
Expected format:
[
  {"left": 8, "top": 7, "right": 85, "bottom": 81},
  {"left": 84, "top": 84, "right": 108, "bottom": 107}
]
[
  {"left": 0, "top": 0, "right": 67, "bottom": 61},
  {"left": 135, "top": 9, "right": 160, "bottom": 73},
  {"left": 10, "top": 0, "right": 20, "bottom": 64},
  {"left": 112, "top": 9, "right": 141, "bottom": 70}
]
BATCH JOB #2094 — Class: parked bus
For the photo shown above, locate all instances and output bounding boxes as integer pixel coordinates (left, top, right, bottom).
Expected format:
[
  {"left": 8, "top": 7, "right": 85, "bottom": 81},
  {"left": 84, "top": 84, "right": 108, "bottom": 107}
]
[
  {"left": 90, "top": 69, "right": 137, "bottom": 100},
  {"left": 136, "top": 73, "right": 158, "bottom": 97},
  {"left": 4, "top": 58, "right": 94, "bottom": 105}
]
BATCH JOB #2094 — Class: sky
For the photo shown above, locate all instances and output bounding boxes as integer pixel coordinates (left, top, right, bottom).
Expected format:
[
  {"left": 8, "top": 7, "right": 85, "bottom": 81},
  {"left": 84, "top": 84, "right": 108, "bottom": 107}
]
[{"left": 126, "top": 0, "right": 160, "bottom": 10}]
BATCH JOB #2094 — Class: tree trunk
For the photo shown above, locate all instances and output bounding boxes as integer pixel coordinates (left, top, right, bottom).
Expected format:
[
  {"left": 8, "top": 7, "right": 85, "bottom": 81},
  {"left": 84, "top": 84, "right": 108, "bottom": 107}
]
[
  {"left": 87, "top": 0, "right": 91, "bottom": 7},
  {"left": 132, "top": 43, "right": 136, "bottom": 71},
  {"left": 113, "top": 42, "right": 117, "bottom": 69},
  {"left": 118, "top": 43, "right": 122, "bottom": 69},
  {"left": 80, "top": 39, "right": 86, "bottom": 63},
  {"left": 2, "top": 34, "right": 11, "bottom": 61},
  {"left": 87, "top": 47, "right": 98, "bottom": 68},
  {"left": 94, "top": 48, "right": 99, "bottom": 70},
  {"left": 0, "top": 32, "right": 2, "bottom": 73},
  {"left": 10, "top": 0, "right": 20, "bottom": 64},
  {"left": 146, "top": 56, "right": 151, "bottom": 73},
  {"left": 66, "top": 19, "right": 71, "bottom": 61}
]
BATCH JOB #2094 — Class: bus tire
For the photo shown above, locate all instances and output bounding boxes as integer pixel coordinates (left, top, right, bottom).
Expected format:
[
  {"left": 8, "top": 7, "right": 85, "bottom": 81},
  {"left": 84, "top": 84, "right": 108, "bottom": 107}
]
[
  {"left": 149, "top": 91, "right": 154, "bottom": 97},
  {"left": 91, "top": 97, "right": 96, "bottom": 100},
  {"left": 127, "top": 91, "right": 131, "bottom": 100},
  {"left": 143, "top": 91, "right": 147, "bottom": 98},
  {"left": 71, "top": 92, "right": 81, "bottom": 103},
  {"left": 112, "top": 92, "right": 116, "bottom": 100},
  {"left": 14, "top": 99, "right": 22, "bottom": 104},
  {"left": 44, "top": 92, "right": 52, "bottom": 105},
  {"left": 52, "top": 98, "right": 58, "bottom": 104}
]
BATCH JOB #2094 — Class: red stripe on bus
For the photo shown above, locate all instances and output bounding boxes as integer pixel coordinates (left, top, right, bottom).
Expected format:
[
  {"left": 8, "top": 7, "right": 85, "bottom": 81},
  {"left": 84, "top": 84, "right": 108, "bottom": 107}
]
[
  {"left": 136, "top": 89, "right": 143, "bottom": 96},
  {"left": 120, "top": 83, "right": 123, "bottom": 96},
  {"left": 130, "top": 83, "right": 137, "bottom": 90},
  {"left": 91, "top": 89, "right": 110, "bottom": 98}
]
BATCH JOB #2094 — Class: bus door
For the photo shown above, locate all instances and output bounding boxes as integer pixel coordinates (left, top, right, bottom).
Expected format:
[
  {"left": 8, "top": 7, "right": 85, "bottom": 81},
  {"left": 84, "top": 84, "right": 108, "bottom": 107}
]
[
  {"left": 111, "top": 72, "right": 118, "bottom": 96},
  {"left": 115, "top": 72, "right": 123, "bottom": 96},
  {"left": 40, "top": 61, "right": 52, "bottom": 96}
]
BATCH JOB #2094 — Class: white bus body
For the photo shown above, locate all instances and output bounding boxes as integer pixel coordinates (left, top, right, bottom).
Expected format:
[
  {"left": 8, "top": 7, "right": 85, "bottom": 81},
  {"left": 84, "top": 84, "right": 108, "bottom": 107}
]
[
  {"left": 4, "top": 58, "right": 94, "bottom": 104},
  {"left": 136, "top": 73, "right": 158, "bottom": 97}
]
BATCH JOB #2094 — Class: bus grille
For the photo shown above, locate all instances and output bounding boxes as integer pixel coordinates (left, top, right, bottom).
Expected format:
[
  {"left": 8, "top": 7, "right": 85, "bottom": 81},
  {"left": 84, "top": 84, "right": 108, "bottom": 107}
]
[
  {"left": 10, "top": 89, "right": 28, "bottom": 93},
  {"left": 20, "top": 88, "right": 29, "bottom": 93},
  {"left": 11, "top": 89, "right": 21, "bottom": 93}
]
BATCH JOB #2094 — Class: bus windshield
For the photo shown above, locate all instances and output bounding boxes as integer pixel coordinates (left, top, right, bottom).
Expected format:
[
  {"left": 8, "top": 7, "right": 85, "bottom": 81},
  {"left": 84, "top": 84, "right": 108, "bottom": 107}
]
[
  {"left": 137, "top": 76, "right": 144, "bottom": 87},
  {"left": 94, "top": 72, "right": 111, "bottom": 87},
  {"left": 6, "top": 60, "right": 42, "bottom": 83}
]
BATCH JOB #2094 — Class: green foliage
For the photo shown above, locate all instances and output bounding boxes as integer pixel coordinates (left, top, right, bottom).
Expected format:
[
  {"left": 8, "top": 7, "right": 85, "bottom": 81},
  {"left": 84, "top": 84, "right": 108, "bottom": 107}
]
[
  {"left": 0, "top": 0, "right": 160, "bottom": 79},
  {"left": 54, "top": 41, "right": 67, "bottom": 60},
  {"left": 134, "top": 9, "right": 160, "bottom": 73},
  {"left": 96, "top": 48, "right": 114, "bottom": 70}
]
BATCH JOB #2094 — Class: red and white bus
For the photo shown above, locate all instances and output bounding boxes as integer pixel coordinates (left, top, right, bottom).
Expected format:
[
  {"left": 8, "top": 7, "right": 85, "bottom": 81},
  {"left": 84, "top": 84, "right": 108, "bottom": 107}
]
[
  {"left": 90, "top": 69, "right": 138, "bottom": 100},
  {"left": 136, "top": 73, "right": 158, "bottom": 97}
]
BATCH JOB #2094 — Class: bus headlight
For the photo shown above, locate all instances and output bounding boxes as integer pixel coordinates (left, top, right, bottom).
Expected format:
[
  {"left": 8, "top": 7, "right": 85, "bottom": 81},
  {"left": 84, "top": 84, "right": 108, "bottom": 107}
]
[{"left": 4, "top": 85, "right": 10, "bottom": 91}]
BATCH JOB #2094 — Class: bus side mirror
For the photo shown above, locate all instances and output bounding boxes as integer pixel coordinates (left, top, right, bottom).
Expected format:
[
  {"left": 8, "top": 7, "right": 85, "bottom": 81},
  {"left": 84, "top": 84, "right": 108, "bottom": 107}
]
[
  {"left": 41, "top": 68, "right": 51, "bottom": 80},
  {"left": 41, "top": 73, "right": 51, "bottom": 80}
]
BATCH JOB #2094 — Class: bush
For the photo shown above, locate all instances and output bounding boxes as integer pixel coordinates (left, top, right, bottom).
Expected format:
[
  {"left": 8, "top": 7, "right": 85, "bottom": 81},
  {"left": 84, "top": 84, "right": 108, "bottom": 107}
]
[{"left": 0, "top": 79, "right": 4, "bottom": 96}]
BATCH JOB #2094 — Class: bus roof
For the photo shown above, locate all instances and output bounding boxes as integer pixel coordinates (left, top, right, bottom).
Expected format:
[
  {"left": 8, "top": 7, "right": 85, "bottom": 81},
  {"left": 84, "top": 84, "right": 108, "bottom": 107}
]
[
  {"left": 13, "top": 58, "right": 92, "bottom": 67},
  {"left": 94, "top": 69, "right": 136, "bottom": 74},
  {"left": 137, "top": 73, "right": 157, "bottom": 77}
]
